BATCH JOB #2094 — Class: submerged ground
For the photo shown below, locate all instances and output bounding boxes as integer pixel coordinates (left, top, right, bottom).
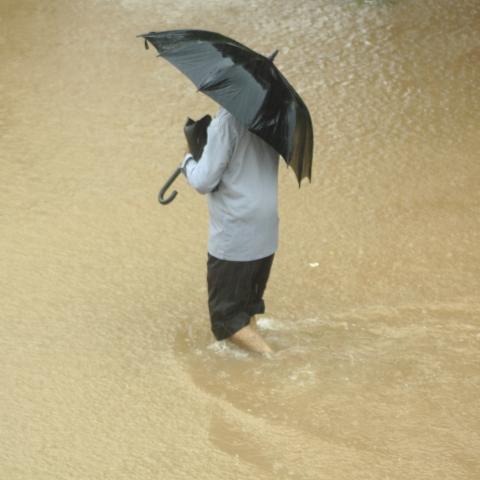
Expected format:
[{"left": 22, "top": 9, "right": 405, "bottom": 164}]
[{"left": 1, "top": 0, "right": 479, "bottom": 478}]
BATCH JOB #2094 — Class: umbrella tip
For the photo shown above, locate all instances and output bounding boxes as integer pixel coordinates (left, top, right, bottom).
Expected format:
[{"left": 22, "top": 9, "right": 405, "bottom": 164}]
[{"left": 268, "top": 49, "right": 279, "bottom": 62}]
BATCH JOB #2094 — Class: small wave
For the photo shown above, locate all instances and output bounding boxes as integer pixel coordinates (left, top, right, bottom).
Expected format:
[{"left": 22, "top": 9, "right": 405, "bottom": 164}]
[
  {"left": 206, "top": 340, "right": 251, "bottom": 359},
  {"left": 256, "top": 317, "right": 287, "bottom": 331}
]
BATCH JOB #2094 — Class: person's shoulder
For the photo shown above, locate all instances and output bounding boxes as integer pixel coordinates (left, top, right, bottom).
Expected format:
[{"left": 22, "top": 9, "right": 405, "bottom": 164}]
[
  {"left": 217, "top": 107, "right": 229, "bottom": 119},
  {"left": 213, "top": 107, "right": 228, "bottom": 123},
  {"left": 213, "top": 108, "right": 242, "bottom": 137},
  {"left": 216, "top": 108, "right": 241, "bottom": 127}
]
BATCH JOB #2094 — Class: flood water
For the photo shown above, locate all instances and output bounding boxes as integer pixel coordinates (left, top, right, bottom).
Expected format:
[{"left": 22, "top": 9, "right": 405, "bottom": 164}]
[{"left": 1, "top": 0, "right": 479, "bottom": 478}]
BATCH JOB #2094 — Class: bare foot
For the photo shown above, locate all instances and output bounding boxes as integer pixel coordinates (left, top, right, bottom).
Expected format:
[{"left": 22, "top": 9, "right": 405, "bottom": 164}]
[{"left": 228, "top": 323, "right": 273, "bottom": 354}]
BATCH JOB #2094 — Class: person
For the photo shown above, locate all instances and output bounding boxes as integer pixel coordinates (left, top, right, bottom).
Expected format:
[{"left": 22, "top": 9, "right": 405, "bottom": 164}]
[{"left": 180, "top": 106, "right": 279, "bottom": 354}]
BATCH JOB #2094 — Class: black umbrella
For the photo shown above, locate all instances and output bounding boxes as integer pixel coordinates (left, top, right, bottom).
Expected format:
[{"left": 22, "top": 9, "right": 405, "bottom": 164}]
[{"left": 138, "top": 29, "right": 314, "bottom": 201}]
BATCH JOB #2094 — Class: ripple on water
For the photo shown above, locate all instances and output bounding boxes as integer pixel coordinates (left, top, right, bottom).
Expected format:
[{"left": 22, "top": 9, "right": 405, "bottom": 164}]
[{"left": 176, "top": 302, "right": 480, "bottom": 462}]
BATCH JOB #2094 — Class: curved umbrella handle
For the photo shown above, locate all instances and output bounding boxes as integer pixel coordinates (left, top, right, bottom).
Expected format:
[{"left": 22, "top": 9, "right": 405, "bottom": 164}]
[{"left": 158, "top": 167, "right": 182, "bottom": 205}]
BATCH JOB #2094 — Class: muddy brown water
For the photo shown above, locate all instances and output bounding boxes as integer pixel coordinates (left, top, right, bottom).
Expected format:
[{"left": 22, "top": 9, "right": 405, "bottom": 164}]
[{"left": 1, "top": 0, "right": 479, "bottom": 479}]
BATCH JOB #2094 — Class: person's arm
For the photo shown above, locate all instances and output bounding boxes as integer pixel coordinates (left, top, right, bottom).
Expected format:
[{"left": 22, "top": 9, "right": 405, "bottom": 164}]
[{"left": 180, "top": 115, "right": 237, "bottom": 194}]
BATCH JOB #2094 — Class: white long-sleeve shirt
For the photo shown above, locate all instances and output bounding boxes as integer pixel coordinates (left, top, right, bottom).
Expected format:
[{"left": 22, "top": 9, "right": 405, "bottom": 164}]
[{"left": 181, "top": 107, "right": 279, "bottom": 261}]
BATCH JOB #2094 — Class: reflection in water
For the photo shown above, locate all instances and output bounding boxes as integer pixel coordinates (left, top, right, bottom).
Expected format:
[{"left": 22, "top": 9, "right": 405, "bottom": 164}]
[{"left": 1, "top": 0, "right": 479, "bottom": 479}]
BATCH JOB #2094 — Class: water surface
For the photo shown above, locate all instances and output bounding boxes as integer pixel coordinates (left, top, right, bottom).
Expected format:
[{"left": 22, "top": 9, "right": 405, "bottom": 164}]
[{"left": 1, "top": 0, "right": 479, "bottom": 478}]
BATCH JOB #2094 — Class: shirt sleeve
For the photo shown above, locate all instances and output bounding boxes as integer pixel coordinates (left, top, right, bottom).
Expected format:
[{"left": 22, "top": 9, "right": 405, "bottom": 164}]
[{"left": 181, "top": 114, "right": 237, "bottom": 194}]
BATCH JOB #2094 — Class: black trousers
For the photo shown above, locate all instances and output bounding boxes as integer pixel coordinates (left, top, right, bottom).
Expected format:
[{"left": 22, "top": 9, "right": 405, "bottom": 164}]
[{"left": 207, "top": 253, "right": 274, "bottom": 341}]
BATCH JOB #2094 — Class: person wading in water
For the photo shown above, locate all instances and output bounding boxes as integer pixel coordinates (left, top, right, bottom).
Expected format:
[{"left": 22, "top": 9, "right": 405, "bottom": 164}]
[{"left": 181, "top": 107, "right": 279, "bottom": 354}]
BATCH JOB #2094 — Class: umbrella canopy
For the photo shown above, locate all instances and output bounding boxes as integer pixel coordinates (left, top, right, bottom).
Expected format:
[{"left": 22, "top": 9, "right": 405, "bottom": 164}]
[{"left": 138, "top": 29, "right": 314, "bottom": 184}]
